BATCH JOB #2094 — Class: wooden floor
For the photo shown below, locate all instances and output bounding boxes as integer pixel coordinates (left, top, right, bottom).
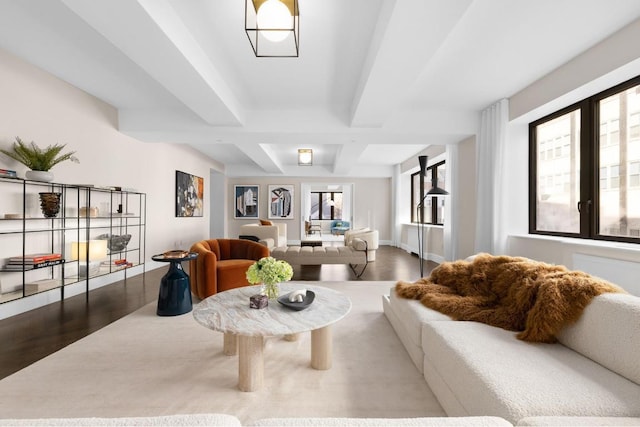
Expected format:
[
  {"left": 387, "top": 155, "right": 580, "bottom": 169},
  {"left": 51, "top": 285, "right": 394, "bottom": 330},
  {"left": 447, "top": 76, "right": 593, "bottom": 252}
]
[{"left": 0, "top": 246, "right": 434, "bottom": 380}]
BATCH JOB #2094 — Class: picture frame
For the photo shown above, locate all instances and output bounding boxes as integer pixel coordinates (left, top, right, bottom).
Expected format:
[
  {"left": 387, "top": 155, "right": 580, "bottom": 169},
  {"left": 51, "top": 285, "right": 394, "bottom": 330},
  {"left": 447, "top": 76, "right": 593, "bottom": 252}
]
[
  {"left": 234, "top": 185, "right": 259, "bottom": 219},
  {"left": 268, "top": 184, "right": 294, "bottom": 219},
  {"left": 175, "top": 170, "right": 204, "bottom": 217}
]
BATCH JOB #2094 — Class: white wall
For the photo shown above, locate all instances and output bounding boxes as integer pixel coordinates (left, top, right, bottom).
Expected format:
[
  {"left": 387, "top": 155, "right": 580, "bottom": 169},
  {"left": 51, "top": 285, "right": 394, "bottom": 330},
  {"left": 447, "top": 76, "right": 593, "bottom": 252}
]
[
  {"left": 0, "top": 47, "right": 222, "bottom": 316},
  {"left": 456, "top": 136, "right": 476, "bottom": 259}
]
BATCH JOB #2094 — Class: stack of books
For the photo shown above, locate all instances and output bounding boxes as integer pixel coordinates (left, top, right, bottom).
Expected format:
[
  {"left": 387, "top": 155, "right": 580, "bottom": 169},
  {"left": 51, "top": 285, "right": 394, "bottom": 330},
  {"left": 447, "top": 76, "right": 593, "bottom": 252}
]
[
  {"left": 3, "top": 253, "right": 64, "bottom": 271},
  {"left": 0, "top": 168, "right": 18, "bottom": 179},
  {"left": 100, "top": 258, "right": 133, "bottom": 270}
]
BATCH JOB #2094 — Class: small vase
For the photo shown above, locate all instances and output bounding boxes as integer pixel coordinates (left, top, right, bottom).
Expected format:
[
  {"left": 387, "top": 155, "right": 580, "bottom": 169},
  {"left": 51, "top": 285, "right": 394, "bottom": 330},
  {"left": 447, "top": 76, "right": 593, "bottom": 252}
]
[
  {"left": 262, "top": 282, "right": 280, "bottom": 300},
  {"left": 39, "top": 192, "right": 62, "bottom": 218}
]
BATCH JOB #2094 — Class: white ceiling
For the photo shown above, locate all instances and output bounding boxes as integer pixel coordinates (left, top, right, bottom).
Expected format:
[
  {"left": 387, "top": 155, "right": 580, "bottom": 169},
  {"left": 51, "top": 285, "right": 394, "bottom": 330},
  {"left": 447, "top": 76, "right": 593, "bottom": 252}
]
[{"left": 1, "top": 0, "right": 640, "bottom": 177}]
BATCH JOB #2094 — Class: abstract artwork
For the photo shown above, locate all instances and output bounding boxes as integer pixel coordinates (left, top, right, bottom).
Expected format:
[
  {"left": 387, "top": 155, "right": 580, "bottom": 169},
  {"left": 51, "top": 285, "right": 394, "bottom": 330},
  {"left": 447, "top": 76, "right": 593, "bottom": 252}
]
[
  {"left": 268, "top": 184, "right": 294, "bottom": 219},
  {"left": 175, "top": 170, "right": 204, "bottom": 217},
  {"left": 235, "top": 185, "right": 259, "bottom": 219}
]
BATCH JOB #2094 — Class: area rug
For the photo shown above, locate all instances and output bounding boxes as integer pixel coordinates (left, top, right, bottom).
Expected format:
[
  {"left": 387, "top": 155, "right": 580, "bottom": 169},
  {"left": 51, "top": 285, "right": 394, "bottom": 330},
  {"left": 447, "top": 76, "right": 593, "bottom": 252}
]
[{"left": 0, "top": 281, "right": 444, "bottom": 425}]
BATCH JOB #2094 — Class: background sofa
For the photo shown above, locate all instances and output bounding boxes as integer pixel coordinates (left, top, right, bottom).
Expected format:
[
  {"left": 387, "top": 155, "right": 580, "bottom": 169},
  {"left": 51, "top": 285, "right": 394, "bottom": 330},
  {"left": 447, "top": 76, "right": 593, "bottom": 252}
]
[
  {"left": 330, "top": 220, "right": 350, "bottom": 235},
  {"left": 189, "top": 238, "right": 269, "bottom": 299},
  {"left": 383, "top": 271, "right": 640, "bottom": 424},
  {"left": 240, "top": 222, "right": 287, "bottom": 248},
  {"left": 344, "top": 228, "right": 379, "bottom": 261}
]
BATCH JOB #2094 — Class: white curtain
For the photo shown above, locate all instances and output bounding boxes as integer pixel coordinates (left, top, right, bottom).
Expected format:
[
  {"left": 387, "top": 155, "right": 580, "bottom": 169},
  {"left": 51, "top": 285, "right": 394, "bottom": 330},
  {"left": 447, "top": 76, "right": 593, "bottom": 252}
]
[
  {"left": 475, "top": 99, "right": 508, "bottom": 255},
  {"left": 392, "top": 164, "right": 402, "bottom": 247},
  {"left": 444, "top": 144, "right": 458, "bottom": 260}
]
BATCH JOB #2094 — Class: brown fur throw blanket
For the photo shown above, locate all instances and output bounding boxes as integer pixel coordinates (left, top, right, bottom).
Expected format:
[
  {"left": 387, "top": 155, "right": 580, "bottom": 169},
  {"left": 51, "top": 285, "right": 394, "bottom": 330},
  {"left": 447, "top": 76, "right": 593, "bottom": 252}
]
[{"left": 396, "top": 253, "right": 626, "bottom": 343}]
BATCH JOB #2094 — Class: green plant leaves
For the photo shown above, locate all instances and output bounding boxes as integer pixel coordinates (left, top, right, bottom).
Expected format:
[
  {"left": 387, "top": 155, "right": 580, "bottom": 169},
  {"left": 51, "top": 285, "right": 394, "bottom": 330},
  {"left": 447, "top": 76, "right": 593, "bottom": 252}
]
[{"left": 0, "top": 136, "right": 79, "bottom": 171}]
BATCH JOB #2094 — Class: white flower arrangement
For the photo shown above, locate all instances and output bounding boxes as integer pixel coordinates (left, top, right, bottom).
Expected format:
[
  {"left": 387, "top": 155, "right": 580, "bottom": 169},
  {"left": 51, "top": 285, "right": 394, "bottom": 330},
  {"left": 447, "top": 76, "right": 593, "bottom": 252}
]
[{"left": 246, "top": 256, "right": 293, "bottom": 299}]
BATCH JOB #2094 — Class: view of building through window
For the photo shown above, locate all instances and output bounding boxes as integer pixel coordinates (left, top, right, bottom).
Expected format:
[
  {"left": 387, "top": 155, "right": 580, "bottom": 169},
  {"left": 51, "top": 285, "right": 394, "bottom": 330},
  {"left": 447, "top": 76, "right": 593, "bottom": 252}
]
[
  {"left": 535, "top": 110, "right": 581, "bottom": 233},
  {"left": 599, "top": 86, "right": 640, "bottom": 237},
  {"left": 310, "top": 192, "right": 343, "bottom": 220}
]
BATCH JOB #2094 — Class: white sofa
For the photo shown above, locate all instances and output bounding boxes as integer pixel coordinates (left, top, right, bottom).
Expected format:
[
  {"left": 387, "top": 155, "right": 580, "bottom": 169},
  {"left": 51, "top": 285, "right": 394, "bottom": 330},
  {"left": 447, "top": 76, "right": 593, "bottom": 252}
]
[
  {"left": 0, "top": 415, "right": 513, "bottom": 426},
  {"left": 383, "top": 282, "right": 640, "bottom": 425},
  {"left": 239, "top": 222, "right": 287, "bottom": 248},
  {"left": 344, "top": 228, "right": 379, "bottom": 261}
]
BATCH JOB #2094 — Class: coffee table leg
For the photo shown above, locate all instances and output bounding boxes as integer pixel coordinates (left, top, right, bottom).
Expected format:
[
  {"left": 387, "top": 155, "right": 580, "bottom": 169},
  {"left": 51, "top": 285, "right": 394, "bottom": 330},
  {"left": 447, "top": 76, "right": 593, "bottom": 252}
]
[
  {"left": 311, "top": 325, "right": 332, "bottom": 370},
  {"left": 238, "top": 335, "right": 264, "bottom": 392},
  {"left": 223, "top": 333, "right": 237, "bottom": 356},
  {"left": 284, "top": 333, "right": 299, "bottom": 341}
]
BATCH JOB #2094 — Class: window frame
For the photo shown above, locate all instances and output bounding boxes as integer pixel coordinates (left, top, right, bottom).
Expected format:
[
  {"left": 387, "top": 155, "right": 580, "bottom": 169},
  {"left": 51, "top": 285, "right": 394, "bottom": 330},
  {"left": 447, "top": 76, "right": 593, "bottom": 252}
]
[
  {"left": 529, "top": 74, "right": 640, "bottom": 244},
  {"left": 411, "top": 160, "right": 446, "bottom": 226},
  {"left": 309, "top": 191, "right": 342, "bottom": 221}
]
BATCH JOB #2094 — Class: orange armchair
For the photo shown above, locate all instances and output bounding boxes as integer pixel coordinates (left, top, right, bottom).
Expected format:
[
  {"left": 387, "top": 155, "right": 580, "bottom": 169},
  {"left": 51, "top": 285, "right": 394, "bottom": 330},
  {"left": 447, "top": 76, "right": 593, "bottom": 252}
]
[{"left": 189, "top": 238, "right": 270, "bottom": 299}]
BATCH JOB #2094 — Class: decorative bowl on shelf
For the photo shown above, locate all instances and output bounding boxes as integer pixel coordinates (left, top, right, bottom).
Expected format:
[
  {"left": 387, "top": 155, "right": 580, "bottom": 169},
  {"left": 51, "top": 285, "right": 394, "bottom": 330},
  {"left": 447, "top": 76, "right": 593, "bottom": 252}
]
[{"left": 96, "top": 233, "right": 131, "bottom": 252}]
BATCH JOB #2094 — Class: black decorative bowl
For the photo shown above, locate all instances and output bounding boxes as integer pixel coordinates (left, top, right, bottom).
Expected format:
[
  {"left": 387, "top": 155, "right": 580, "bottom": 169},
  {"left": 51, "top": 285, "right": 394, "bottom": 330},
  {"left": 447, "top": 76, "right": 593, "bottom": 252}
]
[{"left": 277, "top": 291, "right": 315, "bottom": 311}]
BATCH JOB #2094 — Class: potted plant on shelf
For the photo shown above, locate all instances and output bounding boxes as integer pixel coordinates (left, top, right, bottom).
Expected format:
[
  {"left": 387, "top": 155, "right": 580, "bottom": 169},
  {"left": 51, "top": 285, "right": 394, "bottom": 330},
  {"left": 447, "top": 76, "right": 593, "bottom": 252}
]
[
  {"left": 246, "top": 256, "right": 293, "bottom": 299},
  {"left": 0, "top": 136, "right": 79, "bottom": 182}
]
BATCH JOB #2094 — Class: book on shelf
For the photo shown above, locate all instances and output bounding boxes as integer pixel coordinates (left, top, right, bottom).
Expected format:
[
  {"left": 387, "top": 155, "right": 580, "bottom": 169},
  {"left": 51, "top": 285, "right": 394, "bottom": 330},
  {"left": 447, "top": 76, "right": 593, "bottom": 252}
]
[
  {"left": 8, "top": 253, "right": 62, "bottom": 264},
  {"left": 0, "top": 168, "right": 18, "bottom": 178},
  {"left": 3, "top": 259, "right": 65, "bottom": 271},
  {"left": 101, "top": 259, "right": 132, "bottom": 268}
]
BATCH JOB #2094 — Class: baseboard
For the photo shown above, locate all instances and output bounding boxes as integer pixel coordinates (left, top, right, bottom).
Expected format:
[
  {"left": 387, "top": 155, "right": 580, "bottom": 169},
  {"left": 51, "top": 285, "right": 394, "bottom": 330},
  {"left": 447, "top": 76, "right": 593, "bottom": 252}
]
[{"left": 400, "top": 243, "right": 445, "bottom": 264}]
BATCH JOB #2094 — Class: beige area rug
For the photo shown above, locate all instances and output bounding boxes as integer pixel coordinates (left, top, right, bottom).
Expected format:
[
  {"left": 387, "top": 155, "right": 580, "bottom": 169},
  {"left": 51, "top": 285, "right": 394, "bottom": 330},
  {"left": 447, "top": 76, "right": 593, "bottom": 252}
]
[{"left": 0, "top": 281, "right": 444, "bottom": 424}]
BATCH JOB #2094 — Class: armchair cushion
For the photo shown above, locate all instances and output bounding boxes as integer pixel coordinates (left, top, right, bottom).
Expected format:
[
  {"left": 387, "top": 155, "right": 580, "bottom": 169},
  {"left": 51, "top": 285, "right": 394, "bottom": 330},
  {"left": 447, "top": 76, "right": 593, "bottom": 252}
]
[
  {"left": 344, "top": 228, "right": 370, "bottom": 246},
  {"left": 346, "top": 229, "right": 379, "bottom": 261},
  {"left": 189, "top": 238, "right": 270, "bottom": 299},
  {"left": 351, "top": 237, "right": 368, "bottom": 251}
]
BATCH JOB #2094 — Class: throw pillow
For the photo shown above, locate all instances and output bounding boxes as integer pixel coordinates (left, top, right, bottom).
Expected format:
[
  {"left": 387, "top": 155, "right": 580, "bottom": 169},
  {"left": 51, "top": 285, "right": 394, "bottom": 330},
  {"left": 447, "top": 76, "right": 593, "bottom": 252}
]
[
  {"left": 259, "top": 219, "right": 273, "bottom": 226},
  {"left": 335, "top": 222, "right": 342, "bottom": 227}
]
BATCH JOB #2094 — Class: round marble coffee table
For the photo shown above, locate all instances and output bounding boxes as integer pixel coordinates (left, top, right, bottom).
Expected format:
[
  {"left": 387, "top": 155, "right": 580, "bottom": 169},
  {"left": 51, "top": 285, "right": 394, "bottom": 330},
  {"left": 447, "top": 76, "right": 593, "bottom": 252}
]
[{"left": 193, "top": 283, "right": 352, "bottom": 392}]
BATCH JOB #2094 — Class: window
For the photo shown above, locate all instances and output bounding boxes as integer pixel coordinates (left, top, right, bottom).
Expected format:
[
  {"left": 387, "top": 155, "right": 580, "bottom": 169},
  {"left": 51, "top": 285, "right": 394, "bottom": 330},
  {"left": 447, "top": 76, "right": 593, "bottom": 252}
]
[
  {"left": 530, "top": 75, "right": 640, "bottom": 243},
  {"left": 309, "top": 192, "right": 342, "bottom": 220},
  {"left": 411, "top": 161, "right": 446, "bottom": 225}
]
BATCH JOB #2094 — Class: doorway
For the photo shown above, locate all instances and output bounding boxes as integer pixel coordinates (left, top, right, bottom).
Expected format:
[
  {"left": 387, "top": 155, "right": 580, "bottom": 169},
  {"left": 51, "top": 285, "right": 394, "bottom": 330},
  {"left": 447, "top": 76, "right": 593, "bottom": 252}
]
[{"left": 300, "top": 182, "right": 354, "bottom": 240}]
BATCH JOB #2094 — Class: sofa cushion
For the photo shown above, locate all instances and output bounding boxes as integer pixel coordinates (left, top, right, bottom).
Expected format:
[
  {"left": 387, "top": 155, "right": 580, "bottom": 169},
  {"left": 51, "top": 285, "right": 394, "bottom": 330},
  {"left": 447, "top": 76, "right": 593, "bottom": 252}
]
[
  {"left": 388, "top": 288, "right": 451, "bottom": 348},
  {"left": 516, "top": 416, "right": 640, "bottom": 426},
  {"left": 271, "top": 246, "right": 366, "bottom": 265},
  {"left": 0, "top": 414, "right": 242, "bottom": 426},
  {"left": 250, "top": 416, "right": 512, "bottom": 426},
  {"left": 421, "top": 321, "right": 640, "bottom": 423},
  {"left": 557, "top": 293, "right": 640, "bottom": 385}
]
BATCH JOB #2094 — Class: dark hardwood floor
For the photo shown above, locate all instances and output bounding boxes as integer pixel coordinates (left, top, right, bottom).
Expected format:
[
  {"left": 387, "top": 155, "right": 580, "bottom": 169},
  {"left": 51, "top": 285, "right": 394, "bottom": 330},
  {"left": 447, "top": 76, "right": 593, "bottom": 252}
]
[{"left": 0, "top": 246, "right": 434, "bottom": 380}]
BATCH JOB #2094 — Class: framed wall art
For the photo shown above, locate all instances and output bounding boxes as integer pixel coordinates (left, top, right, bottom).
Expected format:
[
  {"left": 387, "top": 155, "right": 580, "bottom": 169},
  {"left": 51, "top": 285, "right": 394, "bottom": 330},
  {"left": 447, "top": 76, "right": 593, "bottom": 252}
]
[
  {"left": 234, "top": 185, "right": 259, "bottom": 219},
  {"left": 175, "top": 170, "right": 204, "bottom": 217},
  {"left": 268, "top": 184, "right": 294, "bottom": 219}
]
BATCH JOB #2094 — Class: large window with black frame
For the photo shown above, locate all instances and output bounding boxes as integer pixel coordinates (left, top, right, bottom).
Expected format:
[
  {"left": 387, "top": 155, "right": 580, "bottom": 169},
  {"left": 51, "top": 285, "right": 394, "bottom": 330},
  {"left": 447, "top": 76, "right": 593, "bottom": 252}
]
[
  {"left": 529, "top": 75, "right": 640, "bottom": 243},
  {"left": 411, "top": 161, "right": 446, "bottom": 225},
  {"left": 310, "top": 191, "right": 343, "bottom": 220}
]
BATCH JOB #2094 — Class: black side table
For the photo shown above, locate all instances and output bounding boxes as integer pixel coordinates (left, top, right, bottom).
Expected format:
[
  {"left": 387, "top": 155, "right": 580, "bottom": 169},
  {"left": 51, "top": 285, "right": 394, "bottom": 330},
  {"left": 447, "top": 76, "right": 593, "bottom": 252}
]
[{"left": 152, "top": 252, "right": 198, "bottom": 316}]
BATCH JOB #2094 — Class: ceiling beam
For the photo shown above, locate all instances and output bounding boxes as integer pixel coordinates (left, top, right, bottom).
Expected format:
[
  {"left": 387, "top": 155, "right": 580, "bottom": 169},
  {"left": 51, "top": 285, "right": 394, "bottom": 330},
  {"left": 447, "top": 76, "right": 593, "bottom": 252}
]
[
  {"left": 332, "top": 142, "right": 368, "bottom": 175},
  {"left": 350, "top": 0, "right": 472, "bottom": 127},
  {"left": 236, "top": 143, "right": 284, "bottom": 174},
  {"left": 62, "top": 0, "right": 243, "bottom": 126}
]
